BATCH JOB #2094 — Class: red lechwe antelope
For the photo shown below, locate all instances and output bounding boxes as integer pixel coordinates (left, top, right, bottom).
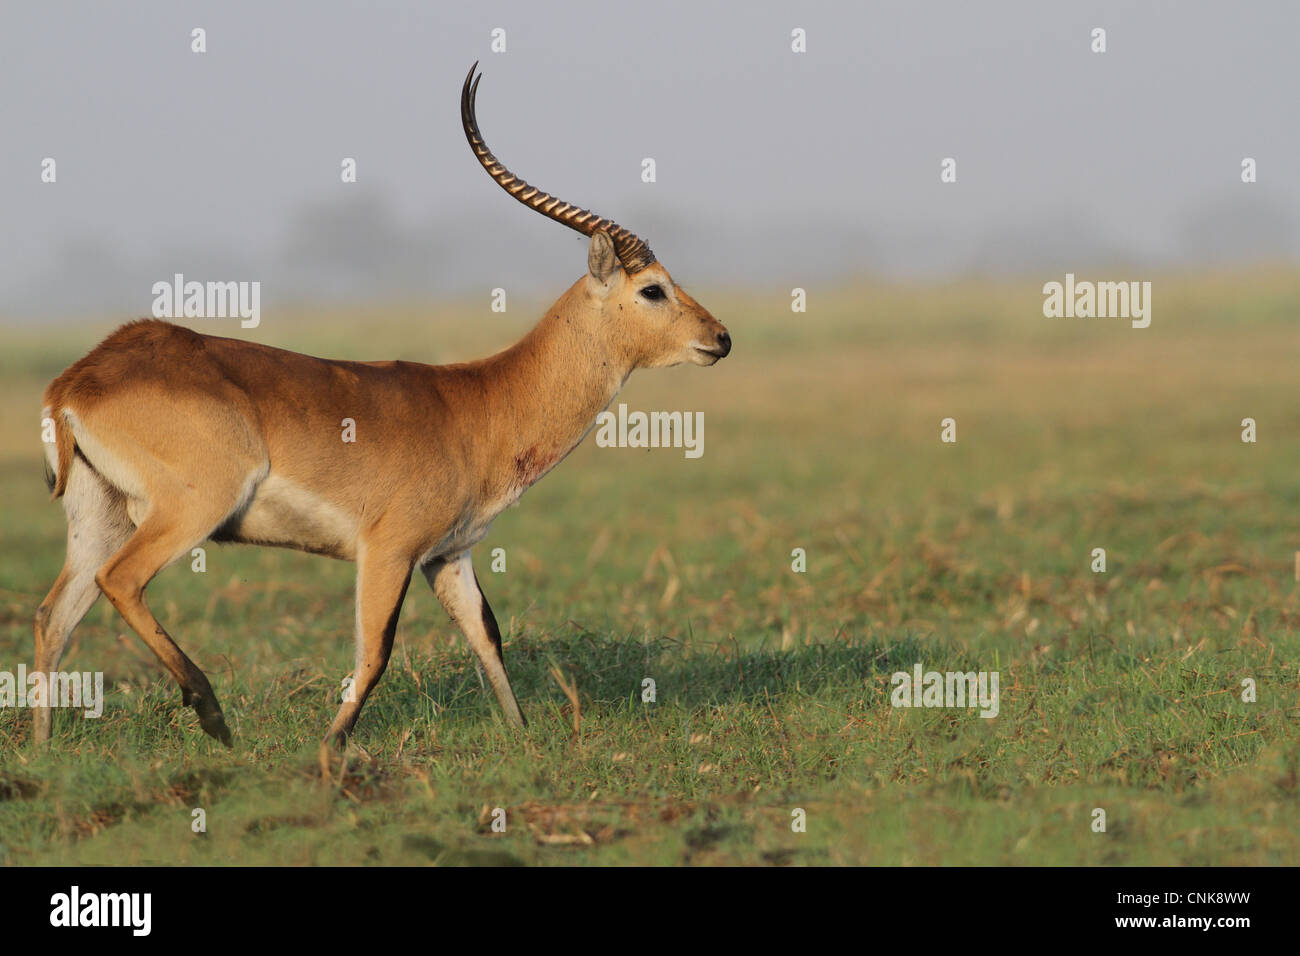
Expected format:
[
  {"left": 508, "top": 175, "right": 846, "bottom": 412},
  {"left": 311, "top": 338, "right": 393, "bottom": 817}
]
[{"left": 33, "top": 64, "right": 731, "bottom": 750}]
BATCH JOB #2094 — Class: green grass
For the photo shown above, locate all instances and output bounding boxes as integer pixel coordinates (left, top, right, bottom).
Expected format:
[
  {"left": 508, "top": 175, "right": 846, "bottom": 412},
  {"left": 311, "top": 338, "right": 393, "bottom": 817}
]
[{"left": 1, "top": 267, "right": 1298, "bottom": 865}]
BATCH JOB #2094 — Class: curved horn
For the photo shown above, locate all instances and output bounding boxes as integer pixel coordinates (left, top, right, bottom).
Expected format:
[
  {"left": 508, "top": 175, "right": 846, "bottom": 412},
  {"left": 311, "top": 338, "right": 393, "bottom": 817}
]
[{"left": 460, "top": 63, "right": 656, "bottom": 275}]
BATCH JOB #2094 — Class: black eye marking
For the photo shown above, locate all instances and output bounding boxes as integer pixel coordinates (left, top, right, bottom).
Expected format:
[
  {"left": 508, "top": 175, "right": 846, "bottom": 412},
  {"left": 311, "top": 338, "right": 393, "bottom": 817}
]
[{"left": 639, "top": 284, "right": 665, "bottom": 301}]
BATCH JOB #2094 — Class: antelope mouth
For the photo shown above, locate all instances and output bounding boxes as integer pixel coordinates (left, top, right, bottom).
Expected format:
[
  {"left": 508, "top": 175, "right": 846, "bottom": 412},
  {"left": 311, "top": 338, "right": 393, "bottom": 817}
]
[{"left": 692, "top": 346, "right": 727, "bottom": 365}]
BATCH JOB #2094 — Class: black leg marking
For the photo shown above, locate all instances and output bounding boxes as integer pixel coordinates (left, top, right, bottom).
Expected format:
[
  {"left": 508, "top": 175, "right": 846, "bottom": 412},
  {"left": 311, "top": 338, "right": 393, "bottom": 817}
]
[{"left": 476, "top": 579, "right": 504, "bottom": 662}]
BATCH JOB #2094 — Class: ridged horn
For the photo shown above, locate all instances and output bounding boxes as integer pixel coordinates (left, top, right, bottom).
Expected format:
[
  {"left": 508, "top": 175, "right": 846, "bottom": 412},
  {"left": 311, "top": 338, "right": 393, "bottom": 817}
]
[{"left": 460, "top": 62, "right": 656, "bottom": 275}]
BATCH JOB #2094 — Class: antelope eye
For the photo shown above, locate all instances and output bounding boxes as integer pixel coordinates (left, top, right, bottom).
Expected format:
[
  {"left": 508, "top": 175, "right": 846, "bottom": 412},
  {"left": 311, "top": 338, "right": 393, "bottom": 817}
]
[{"left": 640, "top": 284, "right": 665, "bottom": 301}]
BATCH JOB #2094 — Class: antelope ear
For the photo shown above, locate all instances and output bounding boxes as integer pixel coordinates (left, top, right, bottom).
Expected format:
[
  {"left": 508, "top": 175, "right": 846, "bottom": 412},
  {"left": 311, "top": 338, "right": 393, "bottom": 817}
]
[{"left": 588, "top": 230, "right": 619, "bottom": 283}]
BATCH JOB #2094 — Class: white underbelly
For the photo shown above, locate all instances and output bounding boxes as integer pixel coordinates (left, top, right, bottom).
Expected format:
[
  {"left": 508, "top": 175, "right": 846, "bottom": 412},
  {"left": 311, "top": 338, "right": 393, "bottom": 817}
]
[{"left": 225, "top": 474, "right": 359, "bottom": 559}]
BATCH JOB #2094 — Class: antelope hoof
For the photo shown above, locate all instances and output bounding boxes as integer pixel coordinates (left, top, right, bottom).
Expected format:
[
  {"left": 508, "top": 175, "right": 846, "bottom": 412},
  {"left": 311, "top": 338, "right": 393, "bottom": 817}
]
[
  {"left": 193, "top": 699, "right": 233, "bottom": 747},
  {"left": 318, "top": 739, "right": 344, "bottom": 782}
]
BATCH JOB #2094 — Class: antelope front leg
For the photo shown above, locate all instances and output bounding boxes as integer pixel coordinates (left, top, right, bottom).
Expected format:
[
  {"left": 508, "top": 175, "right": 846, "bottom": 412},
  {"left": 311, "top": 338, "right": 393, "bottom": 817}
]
[
  {"left": 423, "top": 552, "right": 526, "bottom": 728},
  {"left": 324, "top": 545, "right": 413, "bottom": 750}
]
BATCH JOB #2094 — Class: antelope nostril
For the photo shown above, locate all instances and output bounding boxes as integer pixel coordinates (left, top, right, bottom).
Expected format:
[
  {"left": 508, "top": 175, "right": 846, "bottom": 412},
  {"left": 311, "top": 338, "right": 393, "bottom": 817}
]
[{"left": 716, "top": 330, "right": 731, "bottom": 356}]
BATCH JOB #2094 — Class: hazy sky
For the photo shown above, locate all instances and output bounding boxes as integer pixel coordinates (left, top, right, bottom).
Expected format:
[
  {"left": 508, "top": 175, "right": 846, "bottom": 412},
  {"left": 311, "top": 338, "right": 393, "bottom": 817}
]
[{"left": 2, "top": 1, "right": 1297, "bottom": 319}]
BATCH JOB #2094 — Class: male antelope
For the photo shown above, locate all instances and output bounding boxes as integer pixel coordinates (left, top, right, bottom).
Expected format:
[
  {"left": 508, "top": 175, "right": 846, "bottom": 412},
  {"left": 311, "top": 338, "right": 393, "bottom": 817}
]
[{"left": 33, "top": 64, "right": 730, "bottom": 748}]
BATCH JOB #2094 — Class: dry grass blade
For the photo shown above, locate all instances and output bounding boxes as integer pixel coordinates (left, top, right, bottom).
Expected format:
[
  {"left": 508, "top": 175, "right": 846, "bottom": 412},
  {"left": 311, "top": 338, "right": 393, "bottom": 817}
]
[{"left": 549, "top": 663, "right": 582, "bottom": 735}]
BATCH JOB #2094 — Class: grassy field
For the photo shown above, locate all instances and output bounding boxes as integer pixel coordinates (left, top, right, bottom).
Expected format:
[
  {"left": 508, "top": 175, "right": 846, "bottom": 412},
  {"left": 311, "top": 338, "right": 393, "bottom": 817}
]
[{"left": 1, "top": 267, "right": 1298, "bottom": 865}]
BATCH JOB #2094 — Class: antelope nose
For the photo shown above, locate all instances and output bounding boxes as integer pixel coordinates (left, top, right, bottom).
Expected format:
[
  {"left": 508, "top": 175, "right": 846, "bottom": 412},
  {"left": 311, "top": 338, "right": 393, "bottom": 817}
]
[{"left": 715, "top": 330, "right": 732, "bottom": 357}]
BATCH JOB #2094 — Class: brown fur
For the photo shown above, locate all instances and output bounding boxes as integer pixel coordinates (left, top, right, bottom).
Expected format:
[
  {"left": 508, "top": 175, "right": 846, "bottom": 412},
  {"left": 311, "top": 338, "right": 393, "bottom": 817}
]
[{"left": 34, "top": 244, "right": 730, "bottom": 751}]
